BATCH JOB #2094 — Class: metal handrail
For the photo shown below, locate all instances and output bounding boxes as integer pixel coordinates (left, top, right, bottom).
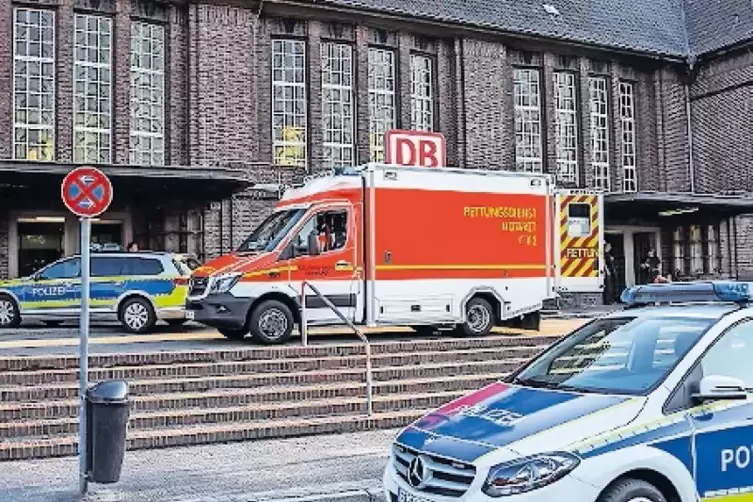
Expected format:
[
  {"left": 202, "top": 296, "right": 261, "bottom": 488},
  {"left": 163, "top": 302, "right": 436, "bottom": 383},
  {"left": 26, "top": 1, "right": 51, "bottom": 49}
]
[{"left": 300, "top": 281, "right": 373, "bottom": 417}]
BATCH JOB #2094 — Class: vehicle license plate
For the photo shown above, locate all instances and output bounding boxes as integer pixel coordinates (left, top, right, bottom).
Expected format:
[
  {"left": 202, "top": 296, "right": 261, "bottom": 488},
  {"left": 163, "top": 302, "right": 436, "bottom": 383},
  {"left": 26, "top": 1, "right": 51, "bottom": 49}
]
[
  {"left": 398, "top": 489, "right": 431, "bottom": 502},
  {"left": 185, "top": 310, "right": 195, "bottom": 320}
]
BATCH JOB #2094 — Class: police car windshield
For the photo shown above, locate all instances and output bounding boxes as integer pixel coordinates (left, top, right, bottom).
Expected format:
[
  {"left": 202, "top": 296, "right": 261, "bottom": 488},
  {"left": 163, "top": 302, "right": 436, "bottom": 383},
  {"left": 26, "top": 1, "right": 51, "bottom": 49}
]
[
  {"left": 512, "top": 315, "right": 713, "bottom": 396},
  {"left": 237, "top": 209, "right": 305, "bottom": 253}
]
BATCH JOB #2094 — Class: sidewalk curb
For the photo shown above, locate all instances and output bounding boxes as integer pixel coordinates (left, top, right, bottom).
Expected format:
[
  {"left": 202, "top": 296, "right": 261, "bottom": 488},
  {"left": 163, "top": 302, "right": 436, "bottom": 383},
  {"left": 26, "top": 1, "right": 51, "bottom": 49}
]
[{"left": 153, "top": 480, "right": 386, "bottom": 502}]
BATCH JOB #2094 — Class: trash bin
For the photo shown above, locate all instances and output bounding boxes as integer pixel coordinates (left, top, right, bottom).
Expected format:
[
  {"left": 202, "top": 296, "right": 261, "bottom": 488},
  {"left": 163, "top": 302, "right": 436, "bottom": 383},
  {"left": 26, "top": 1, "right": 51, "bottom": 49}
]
[{"left": 86, "top": 380, "right": 130, "bottom": 484}]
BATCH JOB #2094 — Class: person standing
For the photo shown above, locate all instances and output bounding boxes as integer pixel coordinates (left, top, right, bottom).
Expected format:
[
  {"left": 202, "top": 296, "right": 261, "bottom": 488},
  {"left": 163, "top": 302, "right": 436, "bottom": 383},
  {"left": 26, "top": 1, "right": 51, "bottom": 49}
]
[
  {"left": 640, "top": 248, "right": 661, "bottom": 284},
  {"left": 603, "top": 242, "right": 617, "bottom": 304}
]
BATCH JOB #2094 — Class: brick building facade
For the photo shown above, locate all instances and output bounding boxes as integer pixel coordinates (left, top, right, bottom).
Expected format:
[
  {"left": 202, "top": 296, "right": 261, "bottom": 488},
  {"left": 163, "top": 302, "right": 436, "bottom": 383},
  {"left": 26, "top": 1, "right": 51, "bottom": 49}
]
[{"left": 2, "top": 0, "right": 753, "bottom": 304}]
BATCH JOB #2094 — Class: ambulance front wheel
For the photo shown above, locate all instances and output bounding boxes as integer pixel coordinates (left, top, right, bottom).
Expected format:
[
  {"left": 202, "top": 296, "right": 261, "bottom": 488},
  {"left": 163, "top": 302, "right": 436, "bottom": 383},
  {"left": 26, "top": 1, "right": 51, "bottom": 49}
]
[
  {"left": 455, "top": 297, "right": 495, "bottom": 337},
  {"left": 249, "top": 299, "right": 294, "bottom": 345},
  {"left": 0, "top": 295, "right": 21, "bottom": 329}
]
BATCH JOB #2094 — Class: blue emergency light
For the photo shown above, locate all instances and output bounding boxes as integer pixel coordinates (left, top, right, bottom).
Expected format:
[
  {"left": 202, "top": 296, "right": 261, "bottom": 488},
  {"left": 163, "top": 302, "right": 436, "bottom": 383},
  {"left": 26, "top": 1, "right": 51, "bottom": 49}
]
[{"left": 620, "top": 281, "right": 753, "bottom": 306}]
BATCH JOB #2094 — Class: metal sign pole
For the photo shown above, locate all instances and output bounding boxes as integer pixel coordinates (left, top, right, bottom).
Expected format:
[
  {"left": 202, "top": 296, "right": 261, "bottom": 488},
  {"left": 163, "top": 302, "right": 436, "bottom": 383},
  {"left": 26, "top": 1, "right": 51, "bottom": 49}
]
[{"left": 78, "top": 217, "right": 91, "bottom": 495}]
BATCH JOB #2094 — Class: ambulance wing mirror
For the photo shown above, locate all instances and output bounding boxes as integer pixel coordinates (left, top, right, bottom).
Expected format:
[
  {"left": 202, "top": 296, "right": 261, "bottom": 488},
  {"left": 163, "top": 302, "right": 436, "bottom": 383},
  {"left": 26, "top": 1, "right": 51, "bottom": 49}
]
[
  {"left": 308, "top": 233, "right": 321, "bottom": 256},
  {"left": 692, "top": 375, "right": 748, "bottom": 402}
]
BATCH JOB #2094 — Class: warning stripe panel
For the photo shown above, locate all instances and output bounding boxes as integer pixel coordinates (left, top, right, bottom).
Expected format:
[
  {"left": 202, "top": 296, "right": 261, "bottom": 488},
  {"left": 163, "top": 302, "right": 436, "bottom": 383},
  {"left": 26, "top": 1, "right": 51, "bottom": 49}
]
[{"left": 559, "top": 194, "right": 600, "bottom": 278}]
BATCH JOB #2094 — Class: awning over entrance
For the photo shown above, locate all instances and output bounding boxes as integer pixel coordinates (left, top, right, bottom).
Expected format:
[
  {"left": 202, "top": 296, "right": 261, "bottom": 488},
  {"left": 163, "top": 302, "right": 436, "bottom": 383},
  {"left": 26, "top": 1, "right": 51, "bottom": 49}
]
[
  {"left": 605, "top": 191, "right": 753, "bottom": 223},
  {"left": 0, "top": 161, "right": 252, "bottom": 210}
]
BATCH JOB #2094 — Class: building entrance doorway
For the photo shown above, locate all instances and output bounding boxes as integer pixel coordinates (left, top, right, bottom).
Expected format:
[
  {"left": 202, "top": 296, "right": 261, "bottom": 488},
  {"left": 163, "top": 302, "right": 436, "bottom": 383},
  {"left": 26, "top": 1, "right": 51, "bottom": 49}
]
[{"left": 16, "top": 217, "right": 65, "bottom": 277}]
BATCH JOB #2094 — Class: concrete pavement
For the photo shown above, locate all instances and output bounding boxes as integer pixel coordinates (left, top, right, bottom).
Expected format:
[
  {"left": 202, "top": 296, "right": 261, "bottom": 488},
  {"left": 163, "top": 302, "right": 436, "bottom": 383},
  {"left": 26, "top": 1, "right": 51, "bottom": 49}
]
[
  {"left": 0, "top": 319, "right": 587, "bottom": 357},
  {"left": 0, "top": 429, "right": 397, "bottom": 502}
]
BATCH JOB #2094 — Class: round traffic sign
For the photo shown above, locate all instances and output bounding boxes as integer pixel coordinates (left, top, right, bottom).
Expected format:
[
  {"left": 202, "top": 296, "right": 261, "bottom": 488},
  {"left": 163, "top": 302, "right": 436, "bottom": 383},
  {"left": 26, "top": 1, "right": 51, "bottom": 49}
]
[{"left": 61, "top": 166, "right": 113, "bottom": 218}]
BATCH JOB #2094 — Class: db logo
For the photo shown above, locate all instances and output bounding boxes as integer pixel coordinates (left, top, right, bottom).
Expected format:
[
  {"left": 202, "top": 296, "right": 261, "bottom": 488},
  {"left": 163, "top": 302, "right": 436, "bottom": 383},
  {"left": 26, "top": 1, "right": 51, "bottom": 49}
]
[{"left": 385, "top": 130, "right": 446, "bottom": 168}]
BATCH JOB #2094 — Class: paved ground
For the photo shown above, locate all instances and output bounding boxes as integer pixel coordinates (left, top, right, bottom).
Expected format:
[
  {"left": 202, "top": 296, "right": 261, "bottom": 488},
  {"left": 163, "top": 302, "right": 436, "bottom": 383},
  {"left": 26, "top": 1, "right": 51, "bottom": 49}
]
[
  {"left": 0, "top": 429, "right": 397, "bottom": 502},
  {"left": 0, "top": 319, "right": 588, "bottom": 357}
]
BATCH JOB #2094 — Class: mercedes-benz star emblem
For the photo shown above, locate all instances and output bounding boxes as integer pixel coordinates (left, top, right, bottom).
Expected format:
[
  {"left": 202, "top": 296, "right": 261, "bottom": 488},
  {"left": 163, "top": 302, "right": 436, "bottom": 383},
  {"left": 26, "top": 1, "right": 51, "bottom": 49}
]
[{"left": 407, "top": 456, "right": 431, "bottom": 489}]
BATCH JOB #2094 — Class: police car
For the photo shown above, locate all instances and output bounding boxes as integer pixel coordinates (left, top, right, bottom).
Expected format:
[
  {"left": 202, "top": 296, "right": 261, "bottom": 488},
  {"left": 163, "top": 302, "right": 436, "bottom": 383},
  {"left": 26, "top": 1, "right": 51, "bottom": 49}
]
[
  {"left": 0, "top": 250, "right": 195, "bottom": 333},
  {"left": 384, "top": 281, "right": 753, "bottom": 502}
]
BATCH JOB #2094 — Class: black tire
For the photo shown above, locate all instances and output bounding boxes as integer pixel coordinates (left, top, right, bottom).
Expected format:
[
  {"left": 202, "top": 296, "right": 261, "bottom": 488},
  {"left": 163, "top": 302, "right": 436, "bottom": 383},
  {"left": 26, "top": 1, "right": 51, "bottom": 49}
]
[
  {"left": 598, "top": 478, "right": 667, "bottom": 502},
  {"left": 219, "top": 327, "right": 248, "bottom": 340},
  {"left": 42, "top": 320, "right": 64, "bottom": 327},
  {"left": 249, "top": 299, "right": 294, "bottom": 345},
  {"left": 118, "top": 297, "right": 157, "bottom": 334},
  {"left": 166, "top": 319, "right": 187, "bottom": 328},
  {"left": 0, "top": 295, "right": 21, "bottom": 329},
  {"left": 454, "top": 297, "right": 495, "bottom": 337},
  {"left": 411, "top": 325, "right": 438, "bottom": 336}
]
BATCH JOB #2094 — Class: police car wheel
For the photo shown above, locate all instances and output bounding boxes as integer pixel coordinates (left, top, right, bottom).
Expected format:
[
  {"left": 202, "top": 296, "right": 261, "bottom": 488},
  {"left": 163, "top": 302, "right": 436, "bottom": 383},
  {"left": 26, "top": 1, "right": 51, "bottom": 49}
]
[
  {"left": 119, "top": 297, "right": 157, "bottom": 334},
  {"left": 455, "top": 297, "right": 494, "bottom": 337},
  {"left": 598, "top": 478, "right": 667, "bottom": 502},
  {"left": 249, "top": 300, "right": 294, "bottom": 345},
  {"left": 0, "top": 295, "right": 20, "bottom": 329}
]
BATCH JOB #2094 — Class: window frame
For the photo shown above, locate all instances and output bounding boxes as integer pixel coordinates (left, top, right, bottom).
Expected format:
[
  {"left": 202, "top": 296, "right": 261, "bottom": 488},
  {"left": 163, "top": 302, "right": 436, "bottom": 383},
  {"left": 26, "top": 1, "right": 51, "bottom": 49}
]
[
  {"left": 129, "top": 20, "right": 166, "bottom": 166},
  {"left": 367, "top": 46, "right": 397, "bottom": 162},
  {"left": 663, "top": 316, "right": 753, "bottom": 414},
  {"left": 619, "top": 81, "right": 637, "bottom": 193},
  {"left": 513, "top": 67, "right": 543, "bottom": 174},
  {"left": 123, "top": 256, "right": 165, "bottom": 276},
  {"left": 409, "top": 52, "right": 435, "bottom": 132},
  {"left": 73, "top": 13, "right": 113, "bottom": 165},
  {"left": 589, "top": 76, "right": 611, "bottom": 191},
  {"left": 91, "top": 256, "right": 125, "bottom": 277},
  {"left": 37, "top": 257, "right": 82, "bottom": 280},
  {"left": 321, "top": 41, "right": 355, "bottom": 169},
  {"left": 553, "top": 71, "right": 579, "bottom": 184},
  {"left": 288, "top": 207, "right": 351, "bottom": 258},
  {"left": 271, "top": 37, "right": 307, "bottom": 168},
  {"left": 12, "top": 7, "right": 56, "bottom": 162}
]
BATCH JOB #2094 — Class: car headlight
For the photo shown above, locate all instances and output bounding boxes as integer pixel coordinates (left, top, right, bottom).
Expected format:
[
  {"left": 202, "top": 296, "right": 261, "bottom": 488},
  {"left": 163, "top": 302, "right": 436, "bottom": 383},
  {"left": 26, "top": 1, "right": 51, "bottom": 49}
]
[
  {"left": 481, "top": 452, "right": 580, "bottom": 497},
  {"left": 209, "top": 273, "right": 242, "bottom": 294}
]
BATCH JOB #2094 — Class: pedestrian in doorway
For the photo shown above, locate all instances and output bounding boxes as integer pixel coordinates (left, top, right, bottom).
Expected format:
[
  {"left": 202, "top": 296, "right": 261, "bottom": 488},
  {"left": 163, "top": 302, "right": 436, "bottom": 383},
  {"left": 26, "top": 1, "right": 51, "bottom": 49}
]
[
  {"left": 640, "top": 248, "right": 661, "bottom": 284},
  {"left": 603, "top": 242, "right": 617, "bottom": 305},
  {"left": 126, "top": 241, "right": 139, "bottom": 253}
]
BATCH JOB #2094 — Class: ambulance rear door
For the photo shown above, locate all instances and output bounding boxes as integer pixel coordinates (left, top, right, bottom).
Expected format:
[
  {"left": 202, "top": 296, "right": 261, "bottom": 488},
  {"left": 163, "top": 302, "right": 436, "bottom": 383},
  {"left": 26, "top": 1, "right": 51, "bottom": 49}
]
[{"left": 554, "top": 191, "right": 603, "bottom": 294}]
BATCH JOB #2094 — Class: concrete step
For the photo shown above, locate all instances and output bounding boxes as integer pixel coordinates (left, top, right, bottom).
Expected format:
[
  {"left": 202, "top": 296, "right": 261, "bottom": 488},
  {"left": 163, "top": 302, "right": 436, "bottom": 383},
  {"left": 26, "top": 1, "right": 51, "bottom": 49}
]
[
  {"left": 0, "top": 408, "right": 430, "bottom": 461},
  {"left": 0, "top": 371, "right": 507, "bottom": 421},
  {"left": 0, "top": 345, "right": 543, "bottom": 386},
  {"left": 0, "top": 334, "right": 560, "bottom": 371},
  {"left": 0, "top": 357, "right": 525, "bottom": 402},
  {"left": 0, "top": 388, "right": 473, "bottom": 439}
]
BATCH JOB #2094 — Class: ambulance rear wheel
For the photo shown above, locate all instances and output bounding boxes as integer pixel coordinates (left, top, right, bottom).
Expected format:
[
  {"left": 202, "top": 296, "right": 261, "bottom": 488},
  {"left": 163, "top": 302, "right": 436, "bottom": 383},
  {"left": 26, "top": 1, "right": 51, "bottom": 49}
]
[
  {"left": 249, "top": 300, "right": 294, "bottom": 345},
  {"left": 0, "top": 295, "right": 21, "bottom": 329},
  {"left": 597, "top": 478, "right": 667, "bottom": 502},
  {"left": 455, "top": 297, "right": 495, "bottom": 337},
  {"left": 119, "top": 297, "right": 157, "bottom": 334}
]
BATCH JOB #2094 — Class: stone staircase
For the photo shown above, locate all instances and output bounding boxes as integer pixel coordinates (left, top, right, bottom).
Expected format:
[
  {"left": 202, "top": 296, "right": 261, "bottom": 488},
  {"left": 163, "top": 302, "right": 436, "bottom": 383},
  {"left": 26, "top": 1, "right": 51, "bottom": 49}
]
[{"left": 0, "top": 334, "right": 559, "bottom": 461}]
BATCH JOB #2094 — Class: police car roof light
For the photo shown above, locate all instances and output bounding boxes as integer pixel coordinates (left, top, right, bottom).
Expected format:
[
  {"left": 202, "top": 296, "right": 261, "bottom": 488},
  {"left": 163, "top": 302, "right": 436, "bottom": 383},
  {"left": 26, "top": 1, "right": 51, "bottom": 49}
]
[{"left": 620, "top": 281, "right": 753, "bottom": 306}]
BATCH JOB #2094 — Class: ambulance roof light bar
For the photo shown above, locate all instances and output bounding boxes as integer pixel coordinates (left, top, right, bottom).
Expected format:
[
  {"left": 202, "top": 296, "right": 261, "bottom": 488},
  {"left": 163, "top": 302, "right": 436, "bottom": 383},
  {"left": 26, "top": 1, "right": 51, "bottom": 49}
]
[{"left": 620, "top": 281, "right": 753, "bottom": 306}]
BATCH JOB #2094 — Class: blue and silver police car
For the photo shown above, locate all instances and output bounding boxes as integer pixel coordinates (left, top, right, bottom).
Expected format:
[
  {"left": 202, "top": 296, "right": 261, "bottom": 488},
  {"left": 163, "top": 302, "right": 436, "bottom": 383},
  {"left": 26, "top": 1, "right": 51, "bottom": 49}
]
[
  {"left": 0, "top": 251, "right": 194, "bottom": 333},
  {"left": 384, "top": 282, "right": 753, "bottom": 502}
]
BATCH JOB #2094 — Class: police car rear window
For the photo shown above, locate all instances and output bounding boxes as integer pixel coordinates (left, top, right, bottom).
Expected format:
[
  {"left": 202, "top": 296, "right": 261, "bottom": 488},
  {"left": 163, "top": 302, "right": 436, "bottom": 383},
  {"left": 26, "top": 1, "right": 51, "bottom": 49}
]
[{"left": 125, "top": 258, "right": 164, "bottom": 276}]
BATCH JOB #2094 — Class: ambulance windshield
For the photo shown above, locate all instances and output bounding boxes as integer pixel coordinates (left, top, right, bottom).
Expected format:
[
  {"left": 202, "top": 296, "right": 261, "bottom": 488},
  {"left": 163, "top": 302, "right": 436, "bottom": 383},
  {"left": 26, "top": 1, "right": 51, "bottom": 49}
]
[{"left": 237, "top": 209, "right": 305, "bottom": 253}]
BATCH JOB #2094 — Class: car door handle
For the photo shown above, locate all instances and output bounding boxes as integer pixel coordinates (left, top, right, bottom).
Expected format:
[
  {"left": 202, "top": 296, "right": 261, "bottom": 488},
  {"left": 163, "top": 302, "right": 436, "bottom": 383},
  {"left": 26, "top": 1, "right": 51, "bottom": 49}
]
[
  {"left": 336, "top": 261, "right": 351, "bottom": 268},
  {"left": 268, "top": 270, "right": 280, "bottom": 278}
]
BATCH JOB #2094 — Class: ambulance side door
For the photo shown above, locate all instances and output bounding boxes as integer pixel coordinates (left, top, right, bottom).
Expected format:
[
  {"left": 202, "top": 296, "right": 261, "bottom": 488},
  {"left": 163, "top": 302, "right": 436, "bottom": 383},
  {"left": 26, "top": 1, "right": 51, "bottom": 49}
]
[
  {"left": 688, "top": 320, "right": 753, "bottom": 498},
  {"left": 285, "top": 204, "right": 359, "bottom": 325}
]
